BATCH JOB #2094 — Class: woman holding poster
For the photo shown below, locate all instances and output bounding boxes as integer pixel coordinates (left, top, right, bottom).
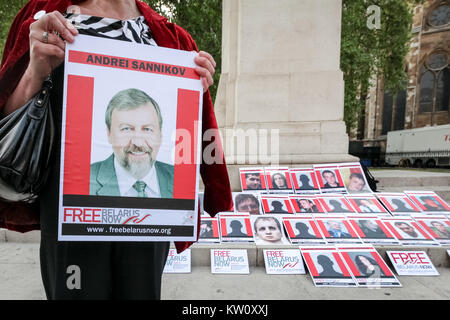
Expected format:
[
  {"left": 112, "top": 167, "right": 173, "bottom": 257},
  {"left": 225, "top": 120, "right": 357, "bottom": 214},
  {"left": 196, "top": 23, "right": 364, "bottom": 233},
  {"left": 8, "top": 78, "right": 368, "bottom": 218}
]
[{"left": 0, "top": 0, "right": 232, "bottom": 300}]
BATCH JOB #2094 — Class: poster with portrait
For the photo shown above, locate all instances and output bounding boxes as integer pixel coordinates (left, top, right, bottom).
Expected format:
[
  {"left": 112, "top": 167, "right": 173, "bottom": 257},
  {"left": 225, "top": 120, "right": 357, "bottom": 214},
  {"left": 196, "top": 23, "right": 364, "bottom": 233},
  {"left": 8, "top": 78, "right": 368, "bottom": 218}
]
[
  {"left": 414, "top": 215, "right": 450, "bottom": 245},
  {"left": 250, "top": 214, "right": 291, "bottom": 245},
  {"left": 198, "top": 216, "right": 221, "bottom": 243},
  {"left": 337, "top": 245, "right": 401, "bottom": 287},
  {"left": 289, "top": 195, "right": 326, "bottom": 214},
  {"left": 232, "top": 192, "right": 262, "bottom": 215},
  {"left": 239, "top": 167, "right": 267, "bottom": 192},
  {"left": 210, "top": 249, "right": 250, "bottom": 274},
  {"left": 59, "top": 35, "right": 203, "bottom": 241},
  {"left": 163, "top": 248, "right": 191, "bottom": 273},
  {"left": 314, "top": 215, "right": 362, "bottom": 244},
  {"left": 338, "top": 162, "right": 372, "bottom": 194},
  {"left": 263, "top": 249, "right": 306, "bottom": 275},
  {"left": 347, "top": 215, "right": 400, "bottom": 245},
  {"left": 219, "top": 213, "right": 254, "bottom": 243},
  {"left": 318, "top": 194, "right": 356, "bottom": 214},
  {"left": 387, "top": 251, "right": 440, "bottom": 276},
  {"left": 345, "top": 194, "right": 390, "bottom": 215},
  {"left": 260, "top": 195, "right": 295, "bottom": 214},
  {"left": 289, "top": 168, "right": 320, "bottom": 194},
  {"left": 264, "top": 167, "right": 294, "bottom": 194},
  {"left": 376, "top": 193, "right": 422, "bottom": 216},
  {"left": 313, "top": 164, "right": 347, "bottom": 194},
  {"left": 404, "top": 191, "right": 450, "bottom": 215},
  {"left": 381, "top": 217, "right": 439, "bottom": 246},
  {"left": 300, "top": 246, "right": 357, "bottom": 287},
  {"left": 283, "top": 216, "right": 327, "bottom": 245}
]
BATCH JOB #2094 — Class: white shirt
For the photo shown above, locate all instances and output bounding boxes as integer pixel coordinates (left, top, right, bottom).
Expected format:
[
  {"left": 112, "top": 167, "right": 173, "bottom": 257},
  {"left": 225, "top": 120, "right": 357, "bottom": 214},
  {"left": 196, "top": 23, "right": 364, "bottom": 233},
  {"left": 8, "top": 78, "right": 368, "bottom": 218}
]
[{"left": 114, "top": 158, "right": 161, "bottom": 198}]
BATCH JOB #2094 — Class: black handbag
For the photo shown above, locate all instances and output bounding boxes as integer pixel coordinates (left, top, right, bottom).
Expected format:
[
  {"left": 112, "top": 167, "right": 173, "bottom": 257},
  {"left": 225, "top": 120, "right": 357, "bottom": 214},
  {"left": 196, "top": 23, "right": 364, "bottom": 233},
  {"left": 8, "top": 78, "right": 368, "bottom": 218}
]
[{"left": 0, "top": 78, "right": 55, "bottom": 203}]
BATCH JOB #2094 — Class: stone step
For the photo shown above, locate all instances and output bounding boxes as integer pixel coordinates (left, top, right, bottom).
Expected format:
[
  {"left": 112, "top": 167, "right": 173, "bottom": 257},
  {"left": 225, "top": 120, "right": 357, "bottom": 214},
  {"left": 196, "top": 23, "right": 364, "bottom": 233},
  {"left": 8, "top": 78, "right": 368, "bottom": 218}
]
[
  {"left": 377, "top": 186, "right": 450, "bottom": 202},
  {"left": 371, "top": 170, "right": 450, "bottom": 188}
]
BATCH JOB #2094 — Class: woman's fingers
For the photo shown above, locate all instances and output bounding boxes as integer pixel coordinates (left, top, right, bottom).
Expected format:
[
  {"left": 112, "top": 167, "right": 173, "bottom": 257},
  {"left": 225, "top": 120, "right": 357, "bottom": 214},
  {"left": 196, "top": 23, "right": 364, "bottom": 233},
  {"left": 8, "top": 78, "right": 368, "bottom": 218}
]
[{"left": 194, "top": 51, "right": 216, "bottom": 92}]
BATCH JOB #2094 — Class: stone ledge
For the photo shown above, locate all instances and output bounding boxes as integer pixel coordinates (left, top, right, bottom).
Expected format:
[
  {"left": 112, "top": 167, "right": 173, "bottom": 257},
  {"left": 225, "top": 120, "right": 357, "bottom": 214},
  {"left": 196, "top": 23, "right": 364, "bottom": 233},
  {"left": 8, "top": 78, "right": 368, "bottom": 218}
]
[{"left": 3, "top": 229, "right": 448, "bottom": 267}]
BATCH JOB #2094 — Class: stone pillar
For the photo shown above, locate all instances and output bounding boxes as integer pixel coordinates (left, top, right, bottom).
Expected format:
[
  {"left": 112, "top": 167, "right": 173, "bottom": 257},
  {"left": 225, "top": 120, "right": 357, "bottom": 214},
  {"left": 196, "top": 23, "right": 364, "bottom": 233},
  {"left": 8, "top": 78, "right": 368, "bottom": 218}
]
[{"left": 215, "top": 0, "right": 358, "bottom": 190}]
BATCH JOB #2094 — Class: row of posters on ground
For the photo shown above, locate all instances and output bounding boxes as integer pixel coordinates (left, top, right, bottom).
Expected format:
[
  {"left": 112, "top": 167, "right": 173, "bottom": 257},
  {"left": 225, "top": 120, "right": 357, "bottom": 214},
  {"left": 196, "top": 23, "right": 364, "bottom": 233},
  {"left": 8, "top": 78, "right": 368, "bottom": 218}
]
[
  {"left": 198, "top": 212, "right": 450, "bottom": 247},
  {"left": 240, "top": 162, "right": 377, "bottom": 194},
  {"left": 164, "top": 246, "right": 443, "bottom": 288},
  {"left": 217, "top": 190, "right": 450, "bottom": 216}
]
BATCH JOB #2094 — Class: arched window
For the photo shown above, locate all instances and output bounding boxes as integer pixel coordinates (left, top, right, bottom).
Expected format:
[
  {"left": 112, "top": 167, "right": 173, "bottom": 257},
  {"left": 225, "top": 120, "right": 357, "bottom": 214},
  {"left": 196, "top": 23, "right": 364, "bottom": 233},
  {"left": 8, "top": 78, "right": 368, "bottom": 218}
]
[
  {"left": 427, "top": 2, "right": 450, "bottom": 28},
  {"left": 381, "top": 88, "right": 407, "bottom": 135},
  {"left": 418, "top": 51, "right": 450, "bottom": 114}
]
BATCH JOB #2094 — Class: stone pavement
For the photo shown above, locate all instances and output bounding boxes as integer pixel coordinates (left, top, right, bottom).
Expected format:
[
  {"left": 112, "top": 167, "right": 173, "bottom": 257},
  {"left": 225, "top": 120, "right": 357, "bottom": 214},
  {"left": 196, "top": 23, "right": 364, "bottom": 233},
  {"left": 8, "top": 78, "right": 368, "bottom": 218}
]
[{"left": 0, "top": 242, "right": 449, "bottom": 300}]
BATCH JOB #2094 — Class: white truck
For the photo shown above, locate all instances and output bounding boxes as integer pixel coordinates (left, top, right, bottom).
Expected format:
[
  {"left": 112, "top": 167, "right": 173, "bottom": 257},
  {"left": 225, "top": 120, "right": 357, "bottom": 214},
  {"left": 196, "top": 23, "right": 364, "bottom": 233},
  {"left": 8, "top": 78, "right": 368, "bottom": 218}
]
[{"left": 385, "top": 124, "right": 450, "bottom": 168}]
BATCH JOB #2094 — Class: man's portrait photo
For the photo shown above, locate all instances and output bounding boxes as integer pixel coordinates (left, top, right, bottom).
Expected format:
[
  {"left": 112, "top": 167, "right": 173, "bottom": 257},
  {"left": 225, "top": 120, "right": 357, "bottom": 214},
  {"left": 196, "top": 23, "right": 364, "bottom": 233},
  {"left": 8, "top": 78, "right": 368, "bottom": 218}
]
[
  {"left": 418, "top": 196, "right": 449, "bottom": 212},
  {"left": 234, "top": 193, "right": 261, "bottom": 214},
  {"left": 393, "top": 221, "right": 425, "bottom": 239},
  {"left": 340, "top": 166, "right": 371, "bottom": 194},
  {"left": 90, "top": 88, "right": 174, "bottom": 198},
  {"left": 325, "top": 220, "right": 352, "bottom": 238},
  {"left": 240, "top": 171, "right": 266, "bottom": 191},
  {"left": 320, "top": 170, "right": 342, "bottom": 189}
]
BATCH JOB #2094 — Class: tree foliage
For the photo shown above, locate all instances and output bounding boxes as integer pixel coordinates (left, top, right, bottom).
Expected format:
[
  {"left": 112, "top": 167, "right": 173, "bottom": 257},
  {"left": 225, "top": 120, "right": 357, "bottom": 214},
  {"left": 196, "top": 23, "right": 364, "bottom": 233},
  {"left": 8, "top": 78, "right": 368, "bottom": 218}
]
[
  {"left": 143, "top": 0, "right": 222, "bottom": 101},
  {"left": 0, "top": 0, "right": 28, "bottom": 59},
  {"left": 340, "top": 0, "right": 419, "bottom": 134}
]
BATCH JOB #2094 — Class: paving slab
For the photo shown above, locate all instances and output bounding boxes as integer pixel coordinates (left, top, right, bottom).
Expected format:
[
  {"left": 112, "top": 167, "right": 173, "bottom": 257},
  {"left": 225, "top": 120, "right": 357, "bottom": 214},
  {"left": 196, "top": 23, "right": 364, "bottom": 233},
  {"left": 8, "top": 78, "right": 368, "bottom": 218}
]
[{"left": 0, "top": 243, "right": 449, "bottom": 300}]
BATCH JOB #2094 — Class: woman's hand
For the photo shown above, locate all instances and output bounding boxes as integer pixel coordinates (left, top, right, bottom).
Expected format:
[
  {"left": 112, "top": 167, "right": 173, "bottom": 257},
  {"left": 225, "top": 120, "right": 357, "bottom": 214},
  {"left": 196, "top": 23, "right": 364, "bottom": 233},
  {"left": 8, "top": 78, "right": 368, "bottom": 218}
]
[
  {"left": 194, "top": 51, "right": 216, "bottom": 93},
  {"left": 28, "top": 11, "right": 79, "bottom": 81}
]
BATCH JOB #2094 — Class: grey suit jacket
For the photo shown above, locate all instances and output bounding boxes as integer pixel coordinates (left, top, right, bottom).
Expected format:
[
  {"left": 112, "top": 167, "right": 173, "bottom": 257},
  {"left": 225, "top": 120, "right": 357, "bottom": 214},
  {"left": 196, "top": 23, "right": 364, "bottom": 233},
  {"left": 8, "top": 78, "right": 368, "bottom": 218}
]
[{"left": 90, "top": 155, "right": 174, "bottom": 198}]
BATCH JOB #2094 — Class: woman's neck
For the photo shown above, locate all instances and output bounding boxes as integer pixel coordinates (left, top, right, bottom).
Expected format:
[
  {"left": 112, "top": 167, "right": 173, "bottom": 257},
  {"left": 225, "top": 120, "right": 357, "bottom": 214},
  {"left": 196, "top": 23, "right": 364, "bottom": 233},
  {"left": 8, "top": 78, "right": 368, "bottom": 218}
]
[{"left": 76, "top": 0, "right": 141, "bottom": 20}]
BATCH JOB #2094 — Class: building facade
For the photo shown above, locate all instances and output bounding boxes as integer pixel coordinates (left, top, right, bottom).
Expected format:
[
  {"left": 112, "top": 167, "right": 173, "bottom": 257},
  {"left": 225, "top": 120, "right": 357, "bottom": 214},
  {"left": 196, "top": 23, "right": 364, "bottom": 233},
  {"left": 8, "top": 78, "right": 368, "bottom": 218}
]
[{"left": 359, "top": 0, "right": 449, "bottom": 163}]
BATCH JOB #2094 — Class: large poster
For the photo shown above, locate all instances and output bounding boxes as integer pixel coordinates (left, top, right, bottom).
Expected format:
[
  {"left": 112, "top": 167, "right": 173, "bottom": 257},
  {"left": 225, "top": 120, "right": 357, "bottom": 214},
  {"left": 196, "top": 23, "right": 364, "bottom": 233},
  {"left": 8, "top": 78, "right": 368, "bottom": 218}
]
[{"left": 58, "top": 35, "right": 203, "bottom": 241}]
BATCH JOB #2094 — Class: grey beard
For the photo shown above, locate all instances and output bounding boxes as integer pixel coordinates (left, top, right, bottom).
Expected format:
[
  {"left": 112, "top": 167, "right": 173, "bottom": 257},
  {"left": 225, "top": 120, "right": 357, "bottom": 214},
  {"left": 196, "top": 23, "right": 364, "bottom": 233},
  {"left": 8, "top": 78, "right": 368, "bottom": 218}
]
[{"left": 119, "top": 155, "right": 154, "bottom": 180}]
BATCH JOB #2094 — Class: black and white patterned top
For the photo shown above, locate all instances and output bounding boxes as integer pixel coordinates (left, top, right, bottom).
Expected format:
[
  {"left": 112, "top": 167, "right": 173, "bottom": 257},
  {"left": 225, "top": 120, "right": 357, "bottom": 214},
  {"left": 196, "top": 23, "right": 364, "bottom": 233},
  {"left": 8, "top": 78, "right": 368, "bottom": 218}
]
[{"left": 64, "top": 12, "right": 158, "bottom": 46}]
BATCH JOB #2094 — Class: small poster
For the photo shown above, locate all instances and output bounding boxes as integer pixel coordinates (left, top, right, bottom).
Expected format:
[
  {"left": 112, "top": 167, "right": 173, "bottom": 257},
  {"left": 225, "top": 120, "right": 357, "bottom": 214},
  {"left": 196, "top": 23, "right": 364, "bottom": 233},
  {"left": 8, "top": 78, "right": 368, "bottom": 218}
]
[
  {"left": 289, "top": 168, "right": 320, "bottom": 194},
  {"left": 210, "top": 249, "right": 250, "bottom": 274},
  {"left": 263, "top": 249, "right": 306, "bottom": 274},
  {"left": 283, "top": 216, "right": 327, "bottom": 245},
  {"left": 264, "top": 167, "right": 293, "bottom": 193},
  {"left": 404, "top": 191, "right": 450, "bottom": 214},
  {"left": 163, "top": 248, "right": 191, "bottom": 273},
  {"left": 345, "top": 194, "right": 390, "bottom": 215},
  {"left": 198, "top": 216, "right": 221, "bottom": 243},
  {"left": 59, "top": 35, "right": 203, "bottom": 241},
  {"left": 414, "top": 215, "right": 450, "bottom": 245},
  {"left": 250, "top": 214, "right": 291, "bottom": 245},
  {"left": 289, "top": 195, "right": 326, "bottom": 214},
  {"left": 318, "top": 194, "right": 356, "bottom": 214},
  {"left": 381, "top": 217, "right": 439, "bottom": 246},
  {"left": 387, "top": 251, "right": 439, "bottom": 276},
  {"left": 338, "top": 245, "right": 401, "bottom": 287},
  {"left": 232, "top": 192, "right": 262, "bottom": 215},
  {"left": 219, "top": 213, "right": 254, "bottom": 242},
  {"left": 260, "top": 195, "right": 295, "bottom": 214},
  {"left": 239, "top": 167, "right": 267, "bottom": 192},
  {"left": 338, "top": 162, "right": 372, "bottom": 194},
  {"left": 376, "top": 193, "right": 422, "bottom": 216},
  {"left": 347, "top": 215, "right": 400, "bottom": 245},
  {"left": 313, "top": 164, "right": 347, "bottom": 194},
  {"left": 300, "top": 246, "right": 357, "bottom": 287},
  {"left": 314, "top": 215, "right": 362, "bottom": 244}
]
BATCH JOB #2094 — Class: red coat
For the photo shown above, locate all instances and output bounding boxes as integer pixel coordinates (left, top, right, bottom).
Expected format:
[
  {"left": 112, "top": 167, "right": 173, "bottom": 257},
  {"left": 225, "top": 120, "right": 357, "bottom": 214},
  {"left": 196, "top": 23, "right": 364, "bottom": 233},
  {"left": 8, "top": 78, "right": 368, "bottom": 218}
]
[{"left": 0, "top": 0, "right": 232, "bottom": 253}]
